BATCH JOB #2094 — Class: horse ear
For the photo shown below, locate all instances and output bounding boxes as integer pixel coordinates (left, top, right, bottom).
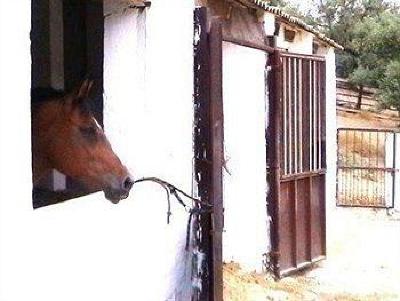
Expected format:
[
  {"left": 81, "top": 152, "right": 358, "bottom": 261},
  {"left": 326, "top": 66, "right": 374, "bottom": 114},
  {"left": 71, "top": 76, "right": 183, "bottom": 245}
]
[
  {"left": 67, "top": 80, "right": 94, "bottom": 108},
  {"left": 76, "top": 79, "right": 94, "bottom": 100}
]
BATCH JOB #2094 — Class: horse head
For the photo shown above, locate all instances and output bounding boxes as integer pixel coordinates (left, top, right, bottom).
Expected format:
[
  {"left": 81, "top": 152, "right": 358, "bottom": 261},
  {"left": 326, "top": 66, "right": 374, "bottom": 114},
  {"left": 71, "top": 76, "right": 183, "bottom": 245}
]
[{"left": 33, "top": 80, "right": 134, "bottom": 204}]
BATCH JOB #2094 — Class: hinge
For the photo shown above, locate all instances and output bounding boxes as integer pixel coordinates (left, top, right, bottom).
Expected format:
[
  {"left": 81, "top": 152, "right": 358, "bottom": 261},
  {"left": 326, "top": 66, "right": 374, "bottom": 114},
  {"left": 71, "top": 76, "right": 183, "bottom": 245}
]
[{"left": 263, "top": 251, "right": 280, "bottom": 275}]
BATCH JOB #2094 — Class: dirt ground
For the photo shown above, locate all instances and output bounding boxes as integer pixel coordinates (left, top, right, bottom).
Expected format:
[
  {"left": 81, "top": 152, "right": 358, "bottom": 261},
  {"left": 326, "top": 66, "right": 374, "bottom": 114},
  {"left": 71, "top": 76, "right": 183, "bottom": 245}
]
[
  {"left": 337, "top": 108, "right": 400, "bottom": 129},
  {"left": 223, "top": 109, "right": 400, "bottom": 301},
  {"left": 223, "top": 207, "right": 400, "bottom": 301}
]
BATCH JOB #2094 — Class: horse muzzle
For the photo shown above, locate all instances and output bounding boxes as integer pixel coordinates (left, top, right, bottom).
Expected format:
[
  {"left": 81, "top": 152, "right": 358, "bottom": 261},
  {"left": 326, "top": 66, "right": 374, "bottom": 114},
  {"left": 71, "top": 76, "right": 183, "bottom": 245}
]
[{"left": 104, "top": 175, "right": 134, "bottom": 204}]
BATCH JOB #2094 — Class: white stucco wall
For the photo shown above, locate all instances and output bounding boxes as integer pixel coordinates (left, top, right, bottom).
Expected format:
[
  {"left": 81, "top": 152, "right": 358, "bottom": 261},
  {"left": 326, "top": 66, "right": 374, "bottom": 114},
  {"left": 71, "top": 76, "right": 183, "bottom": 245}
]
[
  {"left": 222, "top": 42, "right": 270, "bottom": 272},
  {"left": 325, "top": 47, "right": 338, "bottom": 214},
  {"left": 385, "top": 133, "right": 400, "bottom": 210},
  {"left": 0, "top": 1, "right": 195, "bottom": 301},
  {"left": 0, "top": 1, "right": 33, "bottom": 300},
  {"left": 263, "top": 12, "right": 314, "bottom": 55},
  {"left": 277, "top": 26, "right": 313, "bottom": 54}
]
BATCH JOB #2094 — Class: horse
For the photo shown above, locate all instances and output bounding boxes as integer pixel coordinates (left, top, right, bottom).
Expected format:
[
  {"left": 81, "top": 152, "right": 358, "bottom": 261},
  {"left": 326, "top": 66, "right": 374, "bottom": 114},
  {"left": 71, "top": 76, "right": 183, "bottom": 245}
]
[{"left": 31, "top": 80, "right": 134, "bottom": 206}]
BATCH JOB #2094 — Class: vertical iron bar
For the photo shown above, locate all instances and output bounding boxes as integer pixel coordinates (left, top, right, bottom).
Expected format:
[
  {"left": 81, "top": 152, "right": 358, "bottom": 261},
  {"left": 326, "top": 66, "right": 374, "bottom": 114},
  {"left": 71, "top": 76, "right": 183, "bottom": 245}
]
[
  {"left": 309, "top": 60, "right": 313, "bottom": 172},
  {"left": 288, "top": 58, "right": 292, "bottom": 174},
  {"left": 267, "top": 49, "right": 283, "bottom": 278},
  {"left": 392, "top": 133, "right": 396, "bottom": 208},
  {"left": 294, "top": 58, "right": 298, "bottom": 173},
  {"left": 282, "top": 58, "right": 287, "bottom": 175},
  {"left": 360, "top": 130, "right": 364, "bottom": 205},
  {"left": 298, "top": 59, "right": 303, "bottom": 173},
  {"left": 376, "top": 132, "right": 379, "bottom": 205},
  {"left": 313, "top": 61, "right": 317, "bottom": 171},
  {"left": 343, "top": 130, "right": 349, "bottom": 203}
]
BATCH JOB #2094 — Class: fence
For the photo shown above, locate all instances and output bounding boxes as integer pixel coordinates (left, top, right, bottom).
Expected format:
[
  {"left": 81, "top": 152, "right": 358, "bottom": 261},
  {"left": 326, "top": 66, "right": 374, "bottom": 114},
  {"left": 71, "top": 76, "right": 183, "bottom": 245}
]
[{"left": 337, "top": 128, "right": 398, "bottom": 208}]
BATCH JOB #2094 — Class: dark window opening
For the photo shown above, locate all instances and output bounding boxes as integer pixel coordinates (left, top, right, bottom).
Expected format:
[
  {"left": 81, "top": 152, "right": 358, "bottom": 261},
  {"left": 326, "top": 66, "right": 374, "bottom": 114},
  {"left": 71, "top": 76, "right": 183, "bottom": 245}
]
[
  {"left": 31, "top": 0, "right": 104, "bottom": 208},
  {"left": 284, "top": 28, "right": 296, "bottom": 42}
]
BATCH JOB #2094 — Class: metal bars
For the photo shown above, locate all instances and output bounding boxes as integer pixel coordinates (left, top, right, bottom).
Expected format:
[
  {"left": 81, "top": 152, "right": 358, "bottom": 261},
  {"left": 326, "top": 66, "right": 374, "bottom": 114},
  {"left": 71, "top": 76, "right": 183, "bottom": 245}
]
[
  {"left": 337, "top": 128, "right": 397, "bottom": 208},
  {"left": 281, "top": 56, "right": 326, "bottom": 177},
  {"left": 271, "top": 53, "right": 327, "bottom": 278}
]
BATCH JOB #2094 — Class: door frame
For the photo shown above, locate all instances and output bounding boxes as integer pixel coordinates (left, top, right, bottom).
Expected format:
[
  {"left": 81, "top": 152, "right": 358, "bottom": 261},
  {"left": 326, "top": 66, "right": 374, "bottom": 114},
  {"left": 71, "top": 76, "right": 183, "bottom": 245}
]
[{"left": 193, "top": 7, "right": 328, "bottom": 300}]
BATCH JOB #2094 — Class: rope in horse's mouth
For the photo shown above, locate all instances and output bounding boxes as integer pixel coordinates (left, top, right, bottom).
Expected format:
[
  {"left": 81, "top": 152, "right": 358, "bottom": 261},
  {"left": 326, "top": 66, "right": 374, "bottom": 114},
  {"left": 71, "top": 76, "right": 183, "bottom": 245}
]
[{"left": 132, "top": 177, "right": 213, "bottom": 250}]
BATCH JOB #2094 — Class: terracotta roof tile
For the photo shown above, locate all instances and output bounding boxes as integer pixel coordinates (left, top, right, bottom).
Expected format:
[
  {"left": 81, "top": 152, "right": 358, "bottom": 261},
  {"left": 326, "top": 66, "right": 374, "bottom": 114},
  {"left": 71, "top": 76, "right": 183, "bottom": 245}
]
[{"left": 252, "top": 0, "right": 344, "bottom": 49}]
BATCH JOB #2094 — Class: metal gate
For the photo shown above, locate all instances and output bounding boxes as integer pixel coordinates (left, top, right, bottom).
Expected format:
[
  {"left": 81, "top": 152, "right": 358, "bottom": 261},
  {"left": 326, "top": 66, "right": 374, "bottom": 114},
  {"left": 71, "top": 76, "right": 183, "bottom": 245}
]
[
  {"left": 337, "top": 128, "right": 397, "bottom": 208},
  {"left": 268, "top": 52, "right": 327, "bottom": 278}
]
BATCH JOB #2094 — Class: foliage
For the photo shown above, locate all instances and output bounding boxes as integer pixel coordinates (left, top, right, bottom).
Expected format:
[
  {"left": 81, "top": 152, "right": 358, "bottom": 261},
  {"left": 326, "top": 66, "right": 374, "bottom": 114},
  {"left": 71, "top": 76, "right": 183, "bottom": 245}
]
[
  {"left": 377, "top": 60, "right": 400, "bottom": 114},
  {"left": 317, "top": 0, "right": 395, "bottom": 49},
  {"left": 347, "top": 11, "right": 400, "bottom": 108},
  {"left": 306, "top": 1, "right": 400, "bottom": 108}
]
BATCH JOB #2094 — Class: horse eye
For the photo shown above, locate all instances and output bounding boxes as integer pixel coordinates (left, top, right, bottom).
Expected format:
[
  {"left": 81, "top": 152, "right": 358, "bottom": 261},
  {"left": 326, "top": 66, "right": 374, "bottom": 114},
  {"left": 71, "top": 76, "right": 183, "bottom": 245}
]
[{"left": 79, "top": 126, "right": 97, "bottom": 141}]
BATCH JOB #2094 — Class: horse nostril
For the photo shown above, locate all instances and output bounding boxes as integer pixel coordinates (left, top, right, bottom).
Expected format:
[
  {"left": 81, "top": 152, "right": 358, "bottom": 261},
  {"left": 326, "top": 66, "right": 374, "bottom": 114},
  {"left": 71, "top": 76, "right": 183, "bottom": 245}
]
[{"left": 123, "top": 176, "right": 134, "bottom": 191}]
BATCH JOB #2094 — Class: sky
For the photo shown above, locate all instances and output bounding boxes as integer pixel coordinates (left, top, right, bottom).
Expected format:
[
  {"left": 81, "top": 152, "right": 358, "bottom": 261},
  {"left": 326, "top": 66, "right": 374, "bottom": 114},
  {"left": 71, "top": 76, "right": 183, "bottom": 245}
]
[
  {"left": 286, "top": 0, "right": 400, "bottom": 15},
  {"left": 287, "top": 0, "right": 400, "bottom": 8}
]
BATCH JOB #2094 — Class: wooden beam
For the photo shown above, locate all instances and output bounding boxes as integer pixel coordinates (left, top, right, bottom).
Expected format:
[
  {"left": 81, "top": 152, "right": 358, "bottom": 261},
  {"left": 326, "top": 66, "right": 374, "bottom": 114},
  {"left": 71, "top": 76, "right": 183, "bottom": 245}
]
[{"left": 209, "top": 17, "right": 224, "bottom": 301}]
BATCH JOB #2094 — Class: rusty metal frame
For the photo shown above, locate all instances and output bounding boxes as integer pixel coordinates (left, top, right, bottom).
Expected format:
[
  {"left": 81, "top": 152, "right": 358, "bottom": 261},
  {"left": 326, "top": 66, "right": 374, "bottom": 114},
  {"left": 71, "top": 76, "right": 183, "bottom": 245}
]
[
  {"left": 272, "top": 53, "right": 327, "bottom": 278},
  {"left": 336, "top": 127, "right": 398, "bottom": 208},
  {"left": 267, "top": 49, "right": 283, "bottom": 278},
  {"left": 280, "top": 51, "right": 325, "bottom": 62}
]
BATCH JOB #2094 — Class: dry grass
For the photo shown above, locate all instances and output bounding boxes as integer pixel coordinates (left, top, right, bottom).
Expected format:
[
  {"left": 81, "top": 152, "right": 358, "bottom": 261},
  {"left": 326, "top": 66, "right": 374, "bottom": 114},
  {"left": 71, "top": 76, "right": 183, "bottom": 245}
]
[
  {"left": 336, "top": 109, "right": 399, "bottom": 164},
  {"left": 223, "top": 262, "right": 308, "bottom": 301},
  {"left": 337, "top": 169, "right": 386, "bottom": 206},
  {"left": 337, "top": 109, "right": 400, "bottom": 130},
  {"left": 336, "top": 109, "right": 396, "bottom": 206},
  {"left": 223, "top": 262, "right": 399, "bottom": 301},
  {"left": 337, "top": 131, "right": 386, "bottom": 161}
]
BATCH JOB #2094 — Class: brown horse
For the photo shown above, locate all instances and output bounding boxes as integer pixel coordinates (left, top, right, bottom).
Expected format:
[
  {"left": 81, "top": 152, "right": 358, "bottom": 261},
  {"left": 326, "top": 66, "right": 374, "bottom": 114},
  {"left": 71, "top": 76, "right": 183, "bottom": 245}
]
[{"left": 32, "top": 80, "right": 133, "bottom": 205}]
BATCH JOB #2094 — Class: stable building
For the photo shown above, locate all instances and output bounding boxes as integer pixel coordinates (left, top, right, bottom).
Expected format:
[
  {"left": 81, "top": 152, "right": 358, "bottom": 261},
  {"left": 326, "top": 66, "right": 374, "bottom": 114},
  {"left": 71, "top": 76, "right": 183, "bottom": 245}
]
[{"left": 0, "top": 1, "right": 340, "bottom": 300}]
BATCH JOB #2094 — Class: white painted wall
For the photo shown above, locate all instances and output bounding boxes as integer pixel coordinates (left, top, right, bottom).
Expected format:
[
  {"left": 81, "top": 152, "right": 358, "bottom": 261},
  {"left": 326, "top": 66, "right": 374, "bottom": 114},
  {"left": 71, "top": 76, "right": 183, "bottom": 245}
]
[
  {"left": 325, "top": 47, "right": 338, "bottom": 212},
  {"left": 103, "top": 3, "right": 195, "bottom": 299},
  {"left": 0, "top": 1, "right": 33, "bottom": 300},
  {"left": 386, "top": 133, "right": 400, "bottom": 210},
  {"left": 0, "top": 1, "right": 195, "bottom": 300},
  {"left": 385, "top": 135, "right": 394, "bottom": 207},
  {"left": 263, "top": 12, "right": 314, "bottom": 55},
  {"left": 222, "top": 42, "right": 270, "bottom": 272},
  {"left": 263, "top": 12, "right": 275, "bottom": 36}
]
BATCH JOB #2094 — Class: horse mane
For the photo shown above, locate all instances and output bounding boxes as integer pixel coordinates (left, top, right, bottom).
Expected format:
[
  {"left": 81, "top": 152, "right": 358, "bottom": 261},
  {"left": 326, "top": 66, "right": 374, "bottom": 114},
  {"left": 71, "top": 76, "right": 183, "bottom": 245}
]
[{"left": 31, "top": 86, "right": 97, "bottom": 121}]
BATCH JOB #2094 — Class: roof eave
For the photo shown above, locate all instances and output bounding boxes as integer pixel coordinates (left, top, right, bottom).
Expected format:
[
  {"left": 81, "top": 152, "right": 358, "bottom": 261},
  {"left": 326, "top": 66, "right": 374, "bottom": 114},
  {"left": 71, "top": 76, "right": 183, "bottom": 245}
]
[{"left": 249, "top": 0, "right": 344, "bottom": 50}]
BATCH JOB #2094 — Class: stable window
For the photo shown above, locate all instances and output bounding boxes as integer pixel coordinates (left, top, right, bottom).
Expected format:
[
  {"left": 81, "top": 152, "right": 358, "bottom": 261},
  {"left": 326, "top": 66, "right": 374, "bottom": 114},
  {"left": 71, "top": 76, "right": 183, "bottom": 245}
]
[
  {"left": 31, "top": 0, "right": 105, "bottom": 208},
  {"left": 283, "top": 28, "right": 296, "bottom": 42}
]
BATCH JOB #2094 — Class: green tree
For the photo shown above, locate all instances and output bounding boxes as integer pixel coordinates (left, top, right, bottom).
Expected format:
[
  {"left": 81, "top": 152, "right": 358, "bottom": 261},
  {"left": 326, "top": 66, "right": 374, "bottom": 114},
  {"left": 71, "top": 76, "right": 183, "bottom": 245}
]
[
  {"left": 350, "top": 12, "right": 400, "bottom": 109},
  {"left": 316, "top": 1, "right": 399, "bottom": 109},
  {"left": 378, "top": 60, "right": 400, "bottom": 116},
  {"left": 346, "top": 14, "right": 385, "bottom": 108},
  {"left": 317, "top": 0, "right": 394, "bottom": 49}
]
